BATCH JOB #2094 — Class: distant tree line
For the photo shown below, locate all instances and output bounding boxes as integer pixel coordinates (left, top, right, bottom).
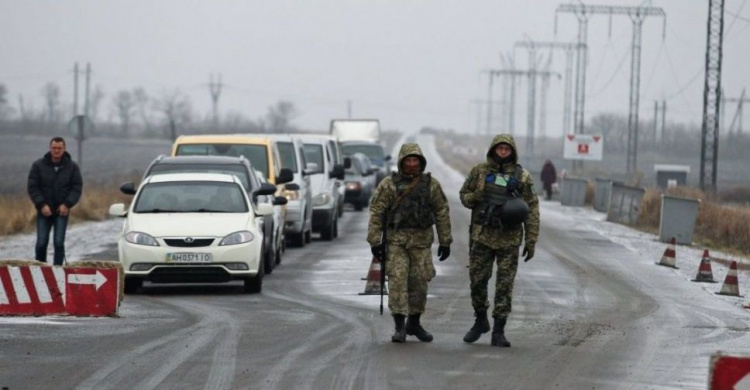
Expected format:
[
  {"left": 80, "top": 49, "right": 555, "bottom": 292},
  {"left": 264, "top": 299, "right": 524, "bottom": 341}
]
[
  {"left": 0, "top": 81, "right": 302, "bottom": 139},
  {"left": 586, "top": 112, "right": 750, "bottom": 159}
]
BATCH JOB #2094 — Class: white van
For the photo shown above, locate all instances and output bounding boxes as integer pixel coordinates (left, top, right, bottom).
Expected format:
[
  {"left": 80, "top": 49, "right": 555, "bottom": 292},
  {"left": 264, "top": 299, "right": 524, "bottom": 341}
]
[
  {"left": 298, "top": 134, "right": 346, "bottom": 241},
  {"left": 266, "top": 134, "right": 316, "bottom": 247}
]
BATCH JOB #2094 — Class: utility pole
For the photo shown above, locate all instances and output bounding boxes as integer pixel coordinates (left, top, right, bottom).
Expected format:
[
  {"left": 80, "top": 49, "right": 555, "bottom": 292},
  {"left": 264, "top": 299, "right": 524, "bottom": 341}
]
[
  {"left": 557, "top": 4, "right": 666, "bottom": 175},
  {"left": 484, "top": 68, "right": 560, "bottom": 167},
  {"left": 73, "top": 63, "right": 79, "bottom": 116},
  {"left": 723, "top": 88, "right": 750, "bottom": 135},
  {"left": 84, "top": 63, "right": 91, "bottom": 120},
  {"left": 700, "top": 0, "right": 725, "bottom": 192},
  {"left": 500, "top": 53, "right": 518, "bottom": 136},
  {"left": 539, "top": 54, "right": 553, "bottom": 140},
  {"left": 209, "top": 73, "right": 222, "bottom": 129},
  {"left": 661, "top": 100, "right": 666, "bottom": 143},
  {"left": 515, "top": 41, "right": 584, "bottom": 136},
  {"left": 485, "top": 70, "right": 496, "bottom": 135}
]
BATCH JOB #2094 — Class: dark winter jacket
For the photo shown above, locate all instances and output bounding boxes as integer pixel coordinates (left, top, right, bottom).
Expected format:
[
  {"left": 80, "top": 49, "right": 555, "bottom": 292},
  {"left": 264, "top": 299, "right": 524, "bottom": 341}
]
[
  {"left": 27, "top": 151, "right": 83, "bottom": 211},
  {"left": 540, "top": 160, "right": 557, "bottom": 185}
]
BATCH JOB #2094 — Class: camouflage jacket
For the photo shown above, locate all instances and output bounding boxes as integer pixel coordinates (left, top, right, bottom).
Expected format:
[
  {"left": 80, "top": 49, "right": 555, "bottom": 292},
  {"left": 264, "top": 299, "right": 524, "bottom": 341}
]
[
  {"left": 368, "top": 143, "right": 452, "bottom": 248},
  {"left": 459, "top": 134, "right": 540, "bottom": 250}
]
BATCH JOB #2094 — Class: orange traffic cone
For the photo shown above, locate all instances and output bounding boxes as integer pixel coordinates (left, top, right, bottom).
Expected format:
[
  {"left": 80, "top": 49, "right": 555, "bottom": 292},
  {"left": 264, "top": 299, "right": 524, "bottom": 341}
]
[
  {"left": 359, "top": 257, "right": 388, "bottom": 296},
  {"left": 692, "top": 250, "right": 717, "bottom": 283},
  {"left": 716, "top": 261, "right": 743, "bottom": 297},
  {"left": 657, "top": 237, "right": 678, "bottom": 269}
]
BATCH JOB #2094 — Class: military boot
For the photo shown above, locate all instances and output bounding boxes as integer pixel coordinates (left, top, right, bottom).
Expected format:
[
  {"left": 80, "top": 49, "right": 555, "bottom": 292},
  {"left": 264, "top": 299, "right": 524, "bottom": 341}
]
[
  {"left": 392, "top": 314, "right": 407, "bottom": 343},
  {"left": 405, "top": 314, "right": 433, "bottom": 342},
  {"left": 490, "top": 317, "right": 511, "bottom": 347},
  {"left": 463, "top": 310, "right": 491, "bottom": 343}
]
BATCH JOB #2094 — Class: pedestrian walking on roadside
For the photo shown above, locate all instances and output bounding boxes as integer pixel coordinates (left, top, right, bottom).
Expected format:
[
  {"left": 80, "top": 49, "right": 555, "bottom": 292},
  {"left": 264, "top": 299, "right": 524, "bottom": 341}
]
[
  {"left": 540, "top": 159, "right": 557, "bottom": 200},
  {"left": 27, "top": 137, "right": 83, "bottom": 265},
  {"left": 459, "top": 134, "right": 540, "bottom": 347},
  {"left": 368, "top": 143, "right": 452, "bottom": 343}
]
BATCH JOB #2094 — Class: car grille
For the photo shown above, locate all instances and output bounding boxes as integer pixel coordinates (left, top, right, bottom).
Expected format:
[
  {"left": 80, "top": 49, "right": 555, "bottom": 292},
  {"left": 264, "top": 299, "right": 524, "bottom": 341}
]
[
  {"left": 148, "top": 266, "right": 231, "bottom": 283},
  {"left": 164, "top": 238, "right": 214, "bottom": 247}
]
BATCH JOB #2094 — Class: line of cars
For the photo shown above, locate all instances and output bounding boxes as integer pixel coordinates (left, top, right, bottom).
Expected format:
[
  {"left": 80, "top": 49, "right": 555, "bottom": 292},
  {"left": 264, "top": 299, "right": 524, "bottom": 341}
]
[{"left": 109, "top": 132, "right": 386, "bottom": 294}]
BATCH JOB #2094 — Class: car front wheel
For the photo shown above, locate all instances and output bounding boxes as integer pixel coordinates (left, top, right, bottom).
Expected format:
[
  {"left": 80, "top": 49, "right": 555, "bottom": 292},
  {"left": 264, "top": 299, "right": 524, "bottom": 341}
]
[
  {"left": 124, "top": 278, "right": 143, "bottom": 294},
  {"left": 244, "top": 262, "right": 264, "bottom": 294}
]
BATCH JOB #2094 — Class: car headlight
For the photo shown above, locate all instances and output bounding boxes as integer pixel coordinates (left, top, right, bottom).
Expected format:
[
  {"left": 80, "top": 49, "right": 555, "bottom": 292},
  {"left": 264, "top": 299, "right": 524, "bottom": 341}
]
[
  {"left": 125, "top": 232, "right": 159, "bottom": 246},
  {"left": 283, "top": 189, "right": 299, "bottom": 200},
  {"left": 346, "top": 181, "right": 362, "bottom": 191},
  {"left": 219, "top": 230, "right": 254, "bottom": 246},
  {"left": 312, "top": 193, "right": 331, "bottom": 206}
]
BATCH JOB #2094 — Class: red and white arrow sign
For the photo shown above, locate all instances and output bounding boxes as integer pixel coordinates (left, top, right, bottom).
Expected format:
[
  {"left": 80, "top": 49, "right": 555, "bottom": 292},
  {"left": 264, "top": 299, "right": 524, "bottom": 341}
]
[
  {"left": 0, "top": 264, "right": 120, "bottom": 317},
  {"left": 710, "top": 353, "right": 750, "bottom": 390},
  {"left": 67, "top": 270, "right": 107, "bottom": 290}
]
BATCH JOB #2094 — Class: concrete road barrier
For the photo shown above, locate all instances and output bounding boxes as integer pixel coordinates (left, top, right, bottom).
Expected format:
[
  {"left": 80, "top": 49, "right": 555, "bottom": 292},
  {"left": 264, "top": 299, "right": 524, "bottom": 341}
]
[{"left": 0, "top": 260, "right": 122, "bottom": 317}]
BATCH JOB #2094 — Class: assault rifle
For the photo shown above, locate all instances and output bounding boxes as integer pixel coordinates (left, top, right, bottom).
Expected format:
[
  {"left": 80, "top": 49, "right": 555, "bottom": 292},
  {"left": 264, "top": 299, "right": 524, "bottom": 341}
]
[{"left": 379, "top": 212, "right": 387, "bottom": 315}]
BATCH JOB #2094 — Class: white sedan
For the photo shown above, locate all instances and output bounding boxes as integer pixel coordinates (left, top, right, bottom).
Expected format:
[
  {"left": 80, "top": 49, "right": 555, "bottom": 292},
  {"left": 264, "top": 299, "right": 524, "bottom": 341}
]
[{"left": 109, "top": 172, "right": 274, "bottom": 294}]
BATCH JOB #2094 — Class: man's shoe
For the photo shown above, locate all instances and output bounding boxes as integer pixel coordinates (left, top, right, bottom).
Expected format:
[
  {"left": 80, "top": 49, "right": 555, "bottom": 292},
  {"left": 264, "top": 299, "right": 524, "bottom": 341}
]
[
  {"left": 490, "top": 317, "right": 511, "bottom": 347},
  {"left": 405, "top": 314, "right": 433, "bottom": 342},
  {"left": 463, "top": 310, "right": 491, "bottom": 343},
  {"left": 392, "top": 314, "right": 407, "bottom": 343}
]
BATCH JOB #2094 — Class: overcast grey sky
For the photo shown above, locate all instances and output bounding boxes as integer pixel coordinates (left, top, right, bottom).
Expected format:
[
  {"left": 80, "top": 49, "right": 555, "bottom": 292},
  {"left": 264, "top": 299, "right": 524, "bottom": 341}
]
[{"left": 2, "top": 0, "right": 749, "bottom": 136}]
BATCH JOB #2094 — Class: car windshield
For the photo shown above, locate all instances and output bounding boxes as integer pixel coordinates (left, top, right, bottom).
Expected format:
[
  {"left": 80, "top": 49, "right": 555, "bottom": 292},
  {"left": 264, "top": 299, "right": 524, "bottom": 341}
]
[
  {"left": 345, "top": 157, "right": 362, "bottom": 175},
  {"left": 303, "top": 144, "right": 324, "bottom": 171},
  {"left": 175, "top": 143, "right": 268, "bottom": 178},
  {"left": 277, "top": 142, "right": 298, "bottom": 173},
  {"left": 148, "top": 163, "right": 251, "bottom": 191},
  {"left": 342, "top": 144, "right": 385, "bottom": 166},
  {"left": 134, "top": 181, "right": 248, "bottom": 213}
]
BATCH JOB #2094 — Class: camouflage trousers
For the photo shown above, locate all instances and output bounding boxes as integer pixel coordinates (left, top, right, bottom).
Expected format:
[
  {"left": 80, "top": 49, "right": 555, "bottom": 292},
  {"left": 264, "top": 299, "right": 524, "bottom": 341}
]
[
  {"left": 469, "top": 241, "right": 519, "bottom": 319},
  {"left": 386, "top": 244, "right": 436, "bottom": 316}
]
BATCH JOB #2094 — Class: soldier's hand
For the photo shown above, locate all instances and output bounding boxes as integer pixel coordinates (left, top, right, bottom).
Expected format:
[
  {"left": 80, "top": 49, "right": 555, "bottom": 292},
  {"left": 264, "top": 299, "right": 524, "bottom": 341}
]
[
  {"left": 522, "top": 243, "right": 535, "bottom": 262},
  {"left": 371, "top": 245, "right": 385, "bottom": 262},
  {"left": 471, "top": 190, "right": 485, "bottom": 204},
  {"left": 437, "top": 245, "right": 450, "bottom": 261}
]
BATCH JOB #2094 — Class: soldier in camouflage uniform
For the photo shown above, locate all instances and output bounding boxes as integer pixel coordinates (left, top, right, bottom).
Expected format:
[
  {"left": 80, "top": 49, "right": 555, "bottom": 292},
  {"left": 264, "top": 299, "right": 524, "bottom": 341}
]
[
  {"left": 368, "top": 143, "right": 452, "bottom": 343},
  {"left": 459, "top": 134, "right": 540, "bottom": 347}
]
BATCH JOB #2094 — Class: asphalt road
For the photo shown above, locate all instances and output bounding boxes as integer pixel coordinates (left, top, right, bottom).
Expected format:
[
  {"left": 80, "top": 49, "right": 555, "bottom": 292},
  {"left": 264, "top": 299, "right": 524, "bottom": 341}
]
[{"left": 2, "top": 134, "right": 748, "bottom": 389}]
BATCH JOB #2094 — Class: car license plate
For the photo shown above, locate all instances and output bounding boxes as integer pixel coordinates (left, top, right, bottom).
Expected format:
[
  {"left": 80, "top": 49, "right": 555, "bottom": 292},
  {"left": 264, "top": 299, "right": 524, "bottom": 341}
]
[{"left": 167, "top": 253, "right": 212, "bottom": 263}]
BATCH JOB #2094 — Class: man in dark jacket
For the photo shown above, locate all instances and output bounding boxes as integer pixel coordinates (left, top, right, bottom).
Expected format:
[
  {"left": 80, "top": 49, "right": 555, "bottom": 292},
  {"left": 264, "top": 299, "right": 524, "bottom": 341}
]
[
  {"left": 540, "top": 159, "right": 557, "bottom": 200},
  {"left": 27, "top": 137, "right": 83, "bottom": 265}
]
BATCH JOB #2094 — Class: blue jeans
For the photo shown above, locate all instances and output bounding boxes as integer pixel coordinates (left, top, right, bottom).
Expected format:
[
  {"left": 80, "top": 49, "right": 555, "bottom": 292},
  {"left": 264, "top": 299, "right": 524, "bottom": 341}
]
[{"left": 35, "top": 212, "right": 69, "bottom": 266}]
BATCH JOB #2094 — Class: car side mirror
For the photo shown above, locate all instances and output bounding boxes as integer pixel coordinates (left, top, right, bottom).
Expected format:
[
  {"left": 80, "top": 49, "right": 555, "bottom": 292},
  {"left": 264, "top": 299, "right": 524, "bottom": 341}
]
[
  {"left": 108, "top": 203, "right": 127, "bottom": 217},
  {"left": 343, "top": 157, "right": 352, "bottom": 169},
  {"left": 119, "top": 182, "right": 136, "bottom": 195},
  {"left": 285, "top": 183, "right": 300, "bottom": 191},
  {"left": 273, "top": 196, "right": 288, "bottom": 206},
  {"left": 330, "top": 164, "right": 345, "bottom": 180},
  {"left": 303, "top": 162, "right": 319, "bottom": 176},
  {"left": 276, "top": 168, "right": 294, "bottom": 185},
  {"left": 256, "top": 203, "right": 274, "bottom": 216},
  {"left": 255, "top": 182, "right": 277, "bottom": 196}
]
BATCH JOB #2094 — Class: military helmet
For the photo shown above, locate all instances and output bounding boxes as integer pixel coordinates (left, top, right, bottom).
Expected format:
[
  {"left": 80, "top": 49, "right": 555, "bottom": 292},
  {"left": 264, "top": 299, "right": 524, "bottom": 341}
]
[{"left": 500, "top": 197, "right": 529, "bottom": 226}]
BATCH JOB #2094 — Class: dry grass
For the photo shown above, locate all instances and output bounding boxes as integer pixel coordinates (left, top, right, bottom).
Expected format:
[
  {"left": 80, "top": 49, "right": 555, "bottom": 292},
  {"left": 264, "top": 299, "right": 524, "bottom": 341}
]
[
  {"left": 0, "top": 177, "right": 136, "bottom": 236},
  {"left": 638, "top": 187, "right": 750, "bottom": 255}
]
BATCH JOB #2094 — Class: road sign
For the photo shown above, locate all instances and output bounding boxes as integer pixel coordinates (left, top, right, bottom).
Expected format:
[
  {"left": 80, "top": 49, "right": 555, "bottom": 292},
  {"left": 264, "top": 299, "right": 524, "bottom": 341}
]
[
  {"left": 710, "top": 353, "right": 750, "bottom": 390},
  {"left": 0, "top": 264, "right": 120, "bottom": 317},
  {"left": 563, "top": 134, "right": 603, "bottom": 161}
]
